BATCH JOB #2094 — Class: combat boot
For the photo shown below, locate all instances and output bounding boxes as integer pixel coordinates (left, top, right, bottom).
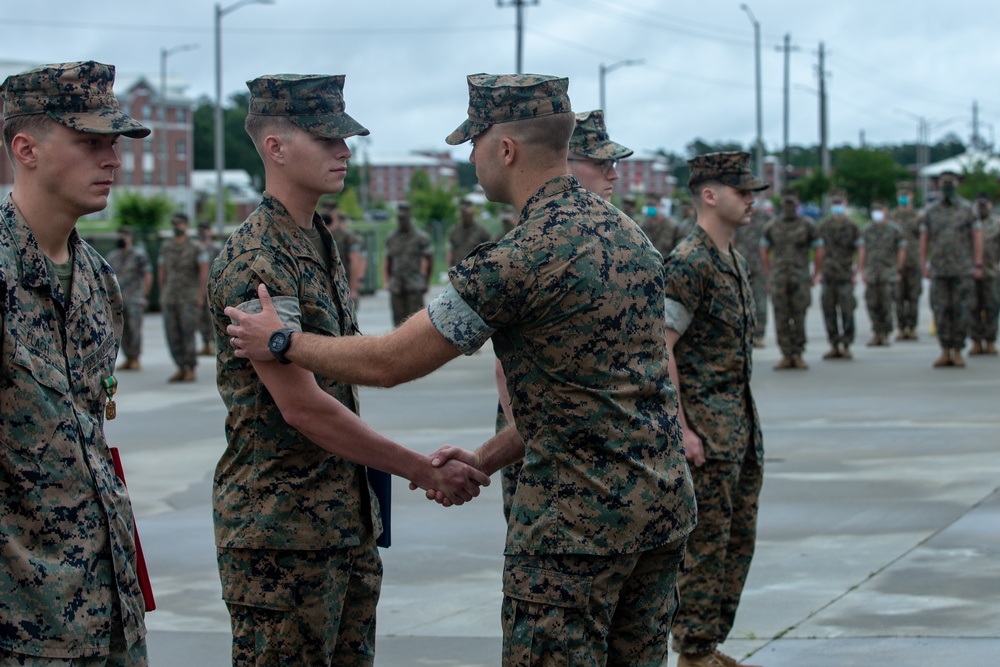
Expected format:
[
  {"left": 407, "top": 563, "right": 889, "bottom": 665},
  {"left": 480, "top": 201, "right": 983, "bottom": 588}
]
[
  {"left": 840, "top": 345, "right": 853, "bottom": 360},
  {"left": 951, "top": 349, "right": 966, "bottom": 368},
  {"left": 969, "top": 340, "right": 983, "bottom": 355},
  {"left": 198, "top": 342, "right": 216, "bottom": 356},
  {"left": 867, "top": 335, "right": 881, "bottom": 347},
  {"left": 987, "top": 341, "right": 998, "bottom": 355},
  {"left": 168, "top": 367, "right": 186, "bottom": 382},
  {"left": 181, "top": 367, "right": 197, "bottom": 382},
  {"left": 907, "top": 328, "right": 919, "bottom": 341},
  {"left": 879, "top": 334, "right": 891, "bottom": 347},
  {"left": 822, "top": 345, "right": 841, "bottom": 360},
  {"left": 932, "top": 349, "right": 953, "bottom": 368},
  {"left": 773, "top": 356, "right": 795, "bottom": 370},
  {"left": 792, "top": 354, "right": 809, "bottom": 369},
  {"left": 895, "top": 329, "right": 907, "bottom": 341}
]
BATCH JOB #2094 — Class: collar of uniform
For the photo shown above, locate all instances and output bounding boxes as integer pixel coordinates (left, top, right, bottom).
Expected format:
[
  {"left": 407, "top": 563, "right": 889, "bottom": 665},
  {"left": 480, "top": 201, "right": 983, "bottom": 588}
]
[
  {"left": 258, "top": 192, "right": 328, "bottom": 260},
  {"left": 1, "top": 194, "right": 85, "bottom": 292},
  {"left": 522, "top": 173, "right": 582, "bottom": 215},
  {"left": 691, "top": 223, "right": 740, "bottom": 277}
]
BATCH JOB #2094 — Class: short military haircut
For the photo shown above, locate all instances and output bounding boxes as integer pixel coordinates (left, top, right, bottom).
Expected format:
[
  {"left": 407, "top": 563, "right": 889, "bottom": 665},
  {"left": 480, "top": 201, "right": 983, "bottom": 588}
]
[
  {"left": 690, "top": 180, "right": 723, "bottom": 208},
  {"left": 244, "top": 113, "right": 301, "bottom": 154},
  {"left": 2, "top": 113, "right": 54, "bottom": 157},
  {"left": 172, "top": 212, "right": 190, "bottom": 224},
  {"left": 504, "top": 111, "right": 575, "bottom": 153}
]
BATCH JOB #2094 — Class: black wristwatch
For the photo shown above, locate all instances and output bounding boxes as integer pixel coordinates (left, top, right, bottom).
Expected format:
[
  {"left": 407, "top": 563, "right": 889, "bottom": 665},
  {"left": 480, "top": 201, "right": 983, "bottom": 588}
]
[{"left": 267, "top": 328, "right": 294, "bottom": 365}]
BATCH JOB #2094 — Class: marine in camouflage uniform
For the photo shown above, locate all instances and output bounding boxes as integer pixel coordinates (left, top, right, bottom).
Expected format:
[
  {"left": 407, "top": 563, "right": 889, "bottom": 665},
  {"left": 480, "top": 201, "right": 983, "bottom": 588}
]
[
  {"left": 209, "top": 74, "right": 384, "bottom": 667},
  {"left": 383, "top": 202, "right": 433, "bottom": 326},
  {"left": 857, "top": 202, "right": 906, "bottom": 346},
  {"left": 761, "top": 193, "right": 824, "bottom": 369},
  {"left": 0, "top": 60, "right": 150, "bottom": 665},
  {"left": 969, "top": 195, "right": 1000, "bottom": 355},
  {"left": 641, "top": 211, "right": 682, "bottom": 261},
  {"left": 733, "top": 206, "right": 769, "bottom": 344},
  {"left": 325, "top": 206, "right": 367, "bottom": 304},
  {"left": 890, "top": 186, "right": 922, "bottom": 340},
  {"left": 919, "top": 172, "right": 984, "bottom": 367},
  {"left": 105, "top": 226, "right": 151, "bottom": 370},
  {"left": 665, "top": 152, "right": 766, "bottom": 667},
  {"left": 816, "top": 193, "right": 861, "bottom": 359},
  {"left": 447, "top": 201, "right": 492, "bottom": 267},
  {"left": 158, "top": 213, "right": 208, "bottom": 382},
  {"left": 196, "top": 223, "right": 220, "bottom": 356},
  {"left": 227, "top": 73, "right": 696, "bottom": 667}
]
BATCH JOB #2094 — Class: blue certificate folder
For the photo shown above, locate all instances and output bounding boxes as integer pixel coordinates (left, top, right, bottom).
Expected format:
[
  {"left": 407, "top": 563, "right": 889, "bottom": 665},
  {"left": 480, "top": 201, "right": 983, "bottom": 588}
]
[{"left": 368, "top": 468, "right": 391, "bottom": 548}]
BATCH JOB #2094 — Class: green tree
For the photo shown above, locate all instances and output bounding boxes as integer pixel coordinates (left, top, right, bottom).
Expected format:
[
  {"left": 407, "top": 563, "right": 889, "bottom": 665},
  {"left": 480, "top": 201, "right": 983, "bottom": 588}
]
[
  {"left": 959, "top": 159, "right": 1000, "bottom": 202},
  {"left": 198, "top": 190, "right": 236, "bottom": 226},
  {"left": 112, "top": 191, "right": 175, "bottom": 310},
  {"left": 193, "top": 93, "right": 263, "bottom": 184},
  {"left": 790, "top": 170, "right": 831, "bottom": 205},
  {"left": 407, "top": 170, "right": 458, "bottom": 229},
  {"left": 832, "top": 148, "right": 908, "bottom": 210}
]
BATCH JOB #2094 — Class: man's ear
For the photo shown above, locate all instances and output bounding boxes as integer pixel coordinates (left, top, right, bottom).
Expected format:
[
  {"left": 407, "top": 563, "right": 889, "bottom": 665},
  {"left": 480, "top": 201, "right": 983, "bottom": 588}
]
[
  {"left": 9, "top": 133, "right": 39, "bottom": 169},
  {"left": 263, "top": 134, "right": 285, "bottom": 165},
  {"left": 499, "top": 136, "right": 517, "bottom": 168}
]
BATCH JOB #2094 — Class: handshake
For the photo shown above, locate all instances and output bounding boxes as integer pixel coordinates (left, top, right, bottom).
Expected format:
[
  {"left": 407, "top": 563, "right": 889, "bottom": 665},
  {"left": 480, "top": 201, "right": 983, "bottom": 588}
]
[{"left": 409, "top": 445, "right": 492, "bottom": 507}]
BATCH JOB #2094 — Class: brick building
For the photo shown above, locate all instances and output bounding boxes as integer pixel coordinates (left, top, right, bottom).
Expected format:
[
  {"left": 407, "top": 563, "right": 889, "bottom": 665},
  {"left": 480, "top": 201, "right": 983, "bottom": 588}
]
[{"left": 362, "top": 152, "right": 457, "bottom": 207}]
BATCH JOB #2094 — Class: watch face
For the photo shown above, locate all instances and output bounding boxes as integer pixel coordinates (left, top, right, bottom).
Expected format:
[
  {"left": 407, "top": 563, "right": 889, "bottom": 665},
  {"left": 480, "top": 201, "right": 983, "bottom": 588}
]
[{"left": 269, "top": 332, "right": 287, "bottom": 353}]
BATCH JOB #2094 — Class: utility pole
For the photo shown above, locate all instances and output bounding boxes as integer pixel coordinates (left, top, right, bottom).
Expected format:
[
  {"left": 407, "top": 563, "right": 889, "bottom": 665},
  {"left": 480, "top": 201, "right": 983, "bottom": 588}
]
[
  {"left": 817, "top": 42, "right": 830, "bottom": 178},
  {"left": 496, "top": 0, "right": 539, "bottom": 74},
  {"left": 740, "top": 4, "right": 764, "bottom": 182},
  {"left": 775, "top": 33, "right": 799, "bottom": 185},
  {"left": 972, "top": 100, "right": 982, "bottom": 150}
]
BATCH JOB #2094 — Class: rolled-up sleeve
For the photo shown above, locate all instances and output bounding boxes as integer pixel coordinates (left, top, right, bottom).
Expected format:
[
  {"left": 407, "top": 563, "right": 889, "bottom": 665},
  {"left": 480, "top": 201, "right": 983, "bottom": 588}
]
[{"left": 427, "top": 284, "right": 495, "bottom": 355}]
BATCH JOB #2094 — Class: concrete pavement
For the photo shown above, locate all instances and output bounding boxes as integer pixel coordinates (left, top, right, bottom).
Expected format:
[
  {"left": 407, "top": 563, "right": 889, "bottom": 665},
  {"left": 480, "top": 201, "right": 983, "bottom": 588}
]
[{"left": 105, "top": 285, "right": 1000, "bottom": 666}]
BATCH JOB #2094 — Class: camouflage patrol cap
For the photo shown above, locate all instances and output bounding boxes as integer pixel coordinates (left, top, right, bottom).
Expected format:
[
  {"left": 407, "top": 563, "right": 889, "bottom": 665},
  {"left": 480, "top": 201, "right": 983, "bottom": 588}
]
[
  {"left": 1, "top": 61, "right": 150, "bottom": 138},
  {"left": 246, "top": 74, "right": 369, "bottom": 139},
  {"left": 446, "top": 73, "right": 571, "bottom": 145},
  {"left": 688, "top": 151, "right": 769, "bottom": 192},
  {"left": 568, "top": 110, "right": 633, "bottom": 160}
]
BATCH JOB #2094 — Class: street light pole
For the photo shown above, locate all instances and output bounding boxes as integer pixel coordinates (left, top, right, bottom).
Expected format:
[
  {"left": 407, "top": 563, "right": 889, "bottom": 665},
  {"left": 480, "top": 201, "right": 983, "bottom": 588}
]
[
  {"left": 214, "top": 0, "right": 273, "bottom": 233},
  {"left": 598, "top": 59, "right": 643, "bottom": 120},
  {"left": 741, "top": 3, "right": 764, "bottom": 182},
  {"left": 496, "top": 0, "right": 539, "bottom": 74},
  {"left": 160, "top": 43, "right": 197, "bottom": 194}
]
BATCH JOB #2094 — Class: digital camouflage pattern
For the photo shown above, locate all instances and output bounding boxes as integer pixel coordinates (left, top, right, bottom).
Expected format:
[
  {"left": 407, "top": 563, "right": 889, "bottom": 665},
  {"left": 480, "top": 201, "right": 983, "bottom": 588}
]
[
  {"left": 860, "top": 221, "right": 905, "bottom": 337},
  {"left": 1, "top": 61, "right": 149, "bottom": 138},
  {"left": 687, "top": 151, "right": 768, "bottom": 191},
  {"left": 384, "top": 227, "right": 432, "bottom": 293},
  {"left": 448, "top": 219, "right": 492, "bottom": 267},
  {"left": 971, "top": 214, "right": 1000, "bottom": 343},
  {"left": 0, "top": 195, "right": 146, "bottom": 657},
  {"left": 330, "top": 227, "right": 363, "bottom": 282},
  {"left": 762, "top": 215, "right": 822, "bottom": 357},
  {"left": 501, "top": 540, "right": 686, "bottom": 666},
  {"left": 663, "top": 225, "right": 763, "bottom": 463},
  {"left": 568, "top": 109, "right": 633, "bottom": 160},
  {"left": 921, "top": 198, "right": 979, "bottom": 348},
  {"left": 446, "top": 73, "right": 572, "bottom": 145},
  {"left": 208, "top": 194, "right": 382, "bottom": 551},
  {"left": 890, "top": 206, "right": 923, "bottom": 332},
  {"left": 817, "top": 213, "right": 861, "bottom": 348},
  {"left": 159, "top": 235, "right": 207, "bottom": 371},
  {"left": 246, "top": 74, "right": 369, "bottom": 139},
  {"left": 733, "top": 209, "right": 769, "bottom": 339},
  {"left": 219, "top": 538, "right": 381, "bottom": 666},
  {"left": 105, "top": 244, "right": 150, "bottom": 361},
  {"left": 919, "top": 198, "right": 979, "bottom": 278},
  {"left": 443, "top": 174, "right": 696, "bottom": 556}
]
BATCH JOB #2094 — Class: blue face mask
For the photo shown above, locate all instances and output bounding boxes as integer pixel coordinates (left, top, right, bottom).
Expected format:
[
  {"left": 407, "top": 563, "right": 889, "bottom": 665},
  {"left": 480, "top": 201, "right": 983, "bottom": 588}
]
[
  {"left": 898, "top": 195, "right": 909, "bottom": 206},
  {"left": 831, "top": 204, "right": 846, "bottom": 216}
]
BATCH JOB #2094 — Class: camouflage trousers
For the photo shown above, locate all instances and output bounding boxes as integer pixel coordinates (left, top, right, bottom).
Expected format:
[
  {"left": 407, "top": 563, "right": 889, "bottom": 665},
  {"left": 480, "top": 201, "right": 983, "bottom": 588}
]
[
  {"left": 162, "top": 299, "right": 199, "bottom": 369},
  {"left": 970, "top": 277, "right": 1000, "bottom": 342},
  {"left": 0, "top": 607, "right": 147, "bottom": 666},
  {"left": 672, "top": 448, "right": 763, "bottom": 656},
  {"left": 502, "top": 539, "right": 686, "bottom": 667},
  {"left": 217, "top": 537, "right": 382, "bottom": 667},
  {"left": 895, "top": 267, "right": 923, "bottom": 331},
  {"left": 929, "top": 277, "right": 973, "bottom": 349},
  {"left": 864, "top": 281, "right": 896, "bottom": 337},
  {"left": 198, "top": 299, "right": 214, "bottom": 348},
  {"left": 389, "top": 290, "right": 425, "bottom": 328},
  {"left": 821, "top": 280, "right": 857, "bottom": 346},
  {"left": 749, "top": 271, "right": 767, "bottom": 340},
  {"left": 770, "top": 274, "right": 811, "bottom": 357},
  {"left": 119, "top": 301, "right": 145, "bottom": 360}
]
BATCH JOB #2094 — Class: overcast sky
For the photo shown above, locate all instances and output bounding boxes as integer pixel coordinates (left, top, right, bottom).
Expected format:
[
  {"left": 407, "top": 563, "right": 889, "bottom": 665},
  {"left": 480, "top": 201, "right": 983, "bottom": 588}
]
[{"left": 3, "top": 0, "right": 998, "bottom": 161}]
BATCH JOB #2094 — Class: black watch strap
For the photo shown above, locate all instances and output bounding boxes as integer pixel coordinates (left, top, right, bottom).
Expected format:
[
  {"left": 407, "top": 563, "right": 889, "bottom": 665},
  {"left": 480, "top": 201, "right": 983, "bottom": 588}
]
[{"left": 268, "top": 328, "right": 295, "bottom": 365}]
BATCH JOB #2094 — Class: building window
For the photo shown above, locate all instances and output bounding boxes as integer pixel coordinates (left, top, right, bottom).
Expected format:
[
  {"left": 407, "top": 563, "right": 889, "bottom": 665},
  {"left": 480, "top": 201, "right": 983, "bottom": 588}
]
[
  {"left": 176, "top": 171, "right": 187, "bottom": 187},
  {"left": 176, "top": 139, "right": 186, "bottom": 158},
  {"left": 143, "top": 171, "right": 153, "bottom": 185},
  {"left": 142, "top": 104, "right": 152, "bottom": 121},
  {"left": 177, "top": 108, "right": 187, "bottom": 123}
]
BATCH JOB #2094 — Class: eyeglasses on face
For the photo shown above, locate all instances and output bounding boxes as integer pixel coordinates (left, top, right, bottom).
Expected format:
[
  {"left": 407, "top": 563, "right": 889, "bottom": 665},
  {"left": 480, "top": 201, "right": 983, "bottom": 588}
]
[{"left": 568, "top": 157, "right": 619, "bottom": 175}]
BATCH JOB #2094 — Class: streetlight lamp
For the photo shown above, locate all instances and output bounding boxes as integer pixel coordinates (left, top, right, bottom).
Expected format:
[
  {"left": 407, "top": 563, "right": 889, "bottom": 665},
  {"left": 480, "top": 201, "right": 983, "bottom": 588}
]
[
  {"left": 740, "top": 3, "right": 764, "bottom": 182},
  {"left": 214, "top": 0, "right": 274, "bottom": 233},
  {"left": 598, "top": 59, "right": 643, "bottom": 120},
  {"left": 160, "top": 43, "right": 198, "bottom": 193}
]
